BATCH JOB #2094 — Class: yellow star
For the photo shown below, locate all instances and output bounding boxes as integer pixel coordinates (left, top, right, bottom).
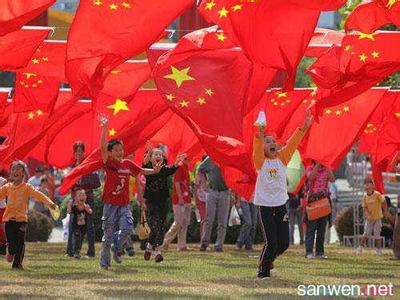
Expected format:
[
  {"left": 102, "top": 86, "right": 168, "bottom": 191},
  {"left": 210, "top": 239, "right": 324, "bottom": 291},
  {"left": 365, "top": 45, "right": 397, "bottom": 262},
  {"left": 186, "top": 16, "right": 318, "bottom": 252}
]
[
  {"left": 107, "top": 98, "right": 129, "bottom": 115},
  {"left": 41, "top": 57, "right": 49, "bottom": 62},
  {"left": 109, "top": 3, "right": 118, "bottom": 10},
  {"left": 164, "top": 66, "right": 195, "bottom": 88},
  {"left": 31, "top": 58, "right": 40, "bottom": 64},
  {"left": 387, "top": 0, "right": 397, "bottom": 9},
  {"left": 204, "top": 0, "right": 216, "bottom": 10},
  {"left": 344, "top": 45, "right": 351, "bottom": 52},
  {"left": 231, "top": 4, "right": 243, "bottom": 11},
  {"left": 303, "top": 99, "right": 308, "bottom": 104},
  {"left": 179, "top": 100, "right": 189, "bottom": 108},
  {"left": 285, "top": 99, "right": 291, "bottom": 103},
  {"left": 108, "top": 128, "right": 117, "bottom": 137},
  {"left": 273, "top": 102, "right": 279, "bottom": 106},
  {"left": 335, "top": 110, "right": 342, "bottom": 116},
  {"left": 216, "top": 32, "right": 227, "bottom": 42},
  {"left": 37, "top": 79, "right": 43, "bottom": 84},
  {"left": 280, "top": 103, "right": 285, "bottom": 106},
  {"left": 19, "top": 81, "right": 24, "bottom": 85},
  {"left": 111, "top": 70, "right": 122, "bottom": 75},
  {"left": 276, "top": 92, "right": 287, "bottom": 98},
  {"left": 358, "top": 33, "right": 376, "bottom": 41},
  {"left": 218, "top": 7, "right": 229, "bottom": 18},
  {"left": 359, "top": 53, "right": 368, "bottom": 62},
  {"left": 197, "top": 97, "right": 206, "bottom": 105},
  {"left": 32, "top": 84, "right": 37, "bottom": 88},
  {"left": 165, "top": 94, "right": 175, "bottom": 101},
  {"left": 343, "top": 106, "right": 350, "bottom": 112},
  {"left": 395, "top": 112, "right": 400, "bottom": 118},
  {"left": 371, "top": 51, "right": 380, "bottom": 58},
  {"left": 310, "top": 90, "right": 317, "bottom": 97},
  {"left": 325, "top": 109, "right": 332, "bottom": 115},
  {"left": 93, "top": 0, "right": 102, "bottom": 5},
  {"left": 311, "top": 100, "right": 316, "bottom": 104},
  {"left": 122, "top": 2, "right": 131, "bottom": 8},
  {"left": 205, "top": 88, "right": 214, "bottom": 96},
  {"left": 28, "top": 112, "right": 35, "bottom": 120},
  {"left": 36, "top": 110, "right": 43, "bottom": 116}
]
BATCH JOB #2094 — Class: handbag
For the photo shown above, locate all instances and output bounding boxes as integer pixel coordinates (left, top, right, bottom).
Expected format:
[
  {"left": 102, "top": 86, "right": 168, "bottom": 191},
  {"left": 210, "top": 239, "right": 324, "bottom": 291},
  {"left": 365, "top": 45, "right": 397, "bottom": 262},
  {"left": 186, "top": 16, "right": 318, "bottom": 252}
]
[
  {"left": 138, "top": 210, "right": 151, "bottom": 240},
  {"left": 306, "top": 192, "right": 332, "bottom": 221},
  {"left": 228, "top": 206, "right": 241, "bottom": 227}
]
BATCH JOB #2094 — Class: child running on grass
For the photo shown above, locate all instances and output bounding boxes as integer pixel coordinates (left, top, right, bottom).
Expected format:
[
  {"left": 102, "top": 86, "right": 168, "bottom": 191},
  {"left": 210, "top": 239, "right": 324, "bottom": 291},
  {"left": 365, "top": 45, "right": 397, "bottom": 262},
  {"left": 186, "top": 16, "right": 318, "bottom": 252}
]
[
  {"left": 99, "top": 117, "right": 162, "bottom": 269},
  {"left": 253, "top": 110, "right": 312, "bottom": 279},
  {"left": 356, "top": 177, "right": 388, "bottom": 256},
  {"left": 0, "top": 160, "right": 57, "bottom": 269},
  {"left": 68, "top": 189, "right": 93, "bottom": 259},
  {"left": 142, "top": 143, "right": 186, "bottom": 263}
]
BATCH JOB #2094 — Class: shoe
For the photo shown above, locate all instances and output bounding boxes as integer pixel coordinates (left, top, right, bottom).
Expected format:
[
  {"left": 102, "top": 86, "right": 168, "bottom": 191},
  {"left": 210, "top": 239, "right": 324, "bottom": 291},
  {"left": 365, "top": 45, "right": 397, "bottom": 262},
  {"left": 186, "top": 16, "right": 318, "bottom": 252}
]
[
  {"left": 111, "top": 245, "right": 122, "bottom": 264},
  {"left": 375, "top": 249, "right": 383, "bottom": 256},
  {"left": 154, "top": 253, "right": 164, "bottom": 263},
  {"left": 257, "top": 270, "right": 271, "bottom": 279},
  {"left": 214, "top": 247, "right": 223, "bottom": 252},
  {"left": 64, "top": 253, "right": 73, "bottom": 258},
  {"left": 6, "top": 253, "right": 14, "bottom": 263},
  {"left": 315, "top": 254, "right": 328, "bottom": 259},
  {"left": 0, "top": 245, "right": 6, "bottom": 255},
  {"left": 200, "top": 245, "right": 207, "bottom": 252},
  {"left": 84, "top": 255, "right": 95, "bottom": 259},
  {"left": 356, "top": 246, "right": 363, "bottom": 255},
  {"left": 127, "top": 249, "right": 135, "bottom": 257},
  {"left": 144, "top": 249, "right": 152, "bottom": 261},
  {"left": 74, "top": 253, "right": 81, "bottom": 259},
  {"left": 305, "top": 254, "right": 314, "bottom": 259}
]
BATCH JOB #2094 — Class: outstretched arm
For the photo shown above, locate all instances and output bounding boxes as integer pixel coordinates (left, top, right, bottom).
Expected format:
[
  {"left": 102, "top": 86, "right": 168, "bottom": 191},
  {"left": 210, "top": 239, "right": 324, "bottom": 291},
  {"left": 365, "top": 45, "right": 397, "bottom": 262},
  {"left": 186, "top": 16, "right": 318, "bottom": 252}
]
[
  {"left": 100, "top": 116, "right": 109, "bottom": 164},
  {"left": 29, "top": 186, "right": 57, "bottom": 209}
]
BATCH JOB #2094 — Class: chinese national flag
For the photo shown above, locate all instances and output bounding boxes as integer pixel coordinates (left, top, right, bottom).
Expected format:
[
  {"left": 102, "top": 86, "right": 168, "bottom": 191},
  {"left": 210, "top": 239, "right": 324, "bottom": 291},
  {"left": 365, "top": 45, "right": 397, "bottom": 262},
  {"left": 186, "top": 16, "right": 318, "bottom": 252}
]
[
  {"left": 59, "top": 91, "right": 173, "bottom": 194},
  {"left": 308, "top": 32, "right": 400, "bottom": 115},
  {"left": 0, "top": 92, "right": 11, "bottom": 135},
  {"left": 299, "top": 89, "right": 387, "bottom": 169},
  {"left": 13, "top": 72, "right": 60, "bottom": 113},
  {"left": 287, "top": 0, "right": 347, "bottom": 10},
  {"left": 0, "top": 29, "right": 50, "bottom": 70},
  {"left": 371, "top": 159, "right": 387, "bottom": 194},
  {"left": 345, "top": 0, "right": 400, "bottom": 34},
  {"left": 66, "top": 0, "right": 194, "bottom": 98},
  {"left": 152, "top": 27, "right": 262, "bottom": 198},
  {"left": 199, "top": 0, "right": 320, "bottom": 88},
  {"left": 0, "top": 0, "right": 55, "bottom": 36}
]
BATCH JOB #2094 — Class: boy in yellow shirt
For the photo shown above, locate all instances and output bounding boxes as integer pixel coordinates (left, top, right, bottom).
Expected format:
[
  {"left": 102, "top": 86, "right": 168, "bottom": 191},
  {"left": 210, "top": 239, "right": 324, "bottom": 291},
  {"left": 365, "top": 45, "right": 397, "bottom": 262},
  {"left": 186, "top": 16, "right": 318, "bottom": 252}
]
[
  {"left": 0, "top": 161, "right": 57, "bottom": 269},
  {"left": 356, "top": 177, "right": 388, "bottom": 256}
]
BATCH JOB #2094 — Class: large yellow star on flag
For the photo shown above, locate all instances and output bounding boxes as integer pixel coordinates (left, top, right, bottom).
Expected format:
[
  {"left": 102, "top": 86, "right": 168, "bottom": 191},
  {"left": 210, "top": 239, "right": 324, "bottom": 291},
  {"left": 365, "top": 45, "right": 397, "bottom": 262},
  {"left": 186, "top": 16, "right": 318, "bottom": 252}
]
[
  {"left": 276, "top": 92, "right": 287, "bottom": 98},
  {"left": 107, "top": 98, "right": 129, "bottom": 115},
  {"left": 358, "top": 33, "right": 375, "bottom": 41},
  {"left": 395, "top": 112, "right": 400, "bottom": 118},
  {"left": 164, "top": 66, "right": 195, "bottom": 88},
  {"left": 108, "top": 128, "right": 117, "bottom": 137},
  {"left": 109, "top": 3, "right": 118, "bottom": 10}
]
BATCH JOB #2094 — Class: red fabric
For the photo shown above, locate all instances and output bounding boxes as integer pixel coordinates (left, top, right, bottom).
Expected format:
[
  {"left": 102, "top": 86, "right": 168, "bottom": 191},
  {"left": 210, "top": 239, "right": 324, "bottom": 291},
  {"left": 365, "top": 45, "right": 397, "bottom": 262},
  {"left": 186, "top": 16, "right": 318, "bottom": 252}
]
[
  {"left": 0, "top": 0, "right": 55, "bottom": 36},
  {"left": 66, "top": 0, "right": 193, "bottom": 97},
  {"left": 371, "top": 159, "right": 387, "bottom": 194},
  {"left": 102, "top": 159, "right": 141, "bottom": 206},
  {"left": 287, "top": 0, "right": 347, "bottom": 10},
  {"left": 308, "top": 32, "right": 400, "bottom": 115},
  {"left": 0, "top": 29, "right": 50, "bottom": 70},
  {"left": 0, "top": 92, "right": 10, "bottom": 135},
  {"left": 345, "top": 0, "right": 400, "bottom": 34},
  {"left": 299, "top": 89, "right": 387, "bottom": 169},
  {"left": 172, "top": 164, "right": 191, "bottom": 205},
  {"left": 199, "top": 0, "right": 320, "bottom": 90},
  {"left": 152, "top": 27, "right": 262, "bottom": 199}
]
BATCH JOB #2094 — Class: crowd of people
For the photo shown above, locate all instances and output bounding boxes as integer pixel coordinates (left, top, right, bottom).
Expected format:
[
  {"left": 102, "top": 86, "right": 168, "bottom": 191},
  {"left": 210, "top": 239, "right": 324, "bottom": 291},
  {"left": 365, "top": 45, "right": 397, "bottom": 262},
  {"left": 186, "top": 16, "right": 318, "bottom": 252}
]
[{"left": 0, "top": 112, "right": 398, "bottom": 279}]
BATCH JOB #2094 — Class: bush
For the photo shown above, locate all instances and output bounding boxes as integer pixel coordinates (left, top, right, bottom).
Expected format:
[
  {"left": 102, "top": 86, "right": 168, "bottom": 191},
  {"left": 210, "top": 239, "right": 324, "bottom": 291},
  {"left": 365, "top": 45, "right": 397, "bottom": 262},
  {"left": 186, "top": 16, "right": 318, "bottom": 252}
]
[
  {"left": 26, "top": 210, "right": 54, "bottom": 242},
  {"left": 334, "top": 205, "right": 363, "bottom": 243}
]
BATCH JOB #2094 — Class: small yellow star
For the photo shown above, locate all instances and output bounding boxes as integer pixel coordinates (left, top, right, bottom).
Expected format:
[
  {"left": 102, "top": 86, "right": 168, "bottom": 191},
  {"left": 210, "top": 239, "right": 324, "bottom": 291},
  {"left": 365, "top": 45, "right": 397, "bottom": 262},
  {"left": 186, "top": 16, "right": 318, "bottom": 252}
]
[
  {"left": 325, "top": 109, "right": 332, "bottom": 115},
  {"left": 37, "top": 79, "right": 43, "bottom": 84},
  {"left": 344, "top": 45, "right": 351, "bottom": 52},
  {"left": 218, "top": 7, "right": 229, "bottom": 18},
  {"left": 32, "top": 84, "right": 37, "bottom": 88},
  {"left": 164, "top": 66, "right": 195, "bottom": 88},
  {"left": 280, "top": 103, "right": 285, "bottom": 106},
  {"left": 93, "top": 0, "right": 102, "bottom": 6},
  {"left": 231, "top": 4, "right": 243, "bottom": 11},
  {"left": 205, "top": 88, "right": 214, "bottom": 96},
  {"left": 107, "top": 98, "right": 129, "bottom": 115},
  {"left": 28, "top": 112, "right": 35, "bottom": 120},
  {"left": 395, "top": 112, "right": 400, "bottom": 118},
  {"left": 276, "top": 92, "right": 287, "bottom": 98},
  {"left": 108, "top": 128, "right": 117, "bottom": 136},
  {"left": 335, "top": 110, "right": 342, "bottom": 116},
  {"left": 216, "top": 32, "right": 227, "bottom": 42},
  {"left": 122, "top": 2, "right": 131, "bottom": 8},
  {"left": 303, "top": 99, "right": 308, "bottom": 104},
  {"left": 371, "top": 51, "right": 380, "bottom": 58},
  {"left": 359, "top": 53, "right": 368, "bottom": 62},
  {"left": 41, "top": 57, "right": 48, "bottom": 62},
  {"left": 358, "top": 33, "right": 376, "bottom": 41},
  {"left": 273, "top": 102, "right": 279, "bottom": 106},
  {"left": 19, "top": 81, "right": 24, "bottom": 85},
  {"left": 197, "top": 97, "right": 206, "bottom": 105},
  {"left": 165, "top": 94, "right": 175, "bottom": 102},
  {"left": 310, "top": 90, "right": 317, "bottom": 97},
  {"left": 343, "top": 106, "right": 350, "bottom": 112},
  {"left": 285, "top": 99, "right": 291, "bottom": 103},
  {"left": 111, "top": 70, "right": 122, "bottom": 75},
  {"left": 31, "top": 58, "right": 40, "bottom": 64},
  {"left": 36, "top": 110, "right": 43, "bottom": 116},
  {"left": 204, "top": 0, "right": 216, "bottom": 10},
  {"left": 109, "top": 3, "right": 118, "bottom": 10},
  {"left": 311, "top": 100, "right": 316, "bottom": 104},
  {"left": 179, "top": 100, "right": 189, "bottom": 108}
]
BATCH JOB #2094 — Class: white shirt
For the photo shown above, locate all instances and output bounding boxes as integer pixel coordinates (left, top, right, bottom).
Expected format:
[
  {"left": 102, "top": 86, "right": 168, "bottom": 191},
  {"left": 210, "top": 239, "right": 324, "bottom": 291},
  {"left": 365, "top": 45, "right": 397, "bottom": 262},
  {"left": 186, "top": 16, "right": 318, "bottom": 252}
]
[
  {"left": 0, "top": 177, "right": 6, "bottom": 208},
  {"left": 27, "top": 176, "right": 41, "bottom": 189},
  {"left": 254, "top": 158, "right": 288, "bottom": 207}
]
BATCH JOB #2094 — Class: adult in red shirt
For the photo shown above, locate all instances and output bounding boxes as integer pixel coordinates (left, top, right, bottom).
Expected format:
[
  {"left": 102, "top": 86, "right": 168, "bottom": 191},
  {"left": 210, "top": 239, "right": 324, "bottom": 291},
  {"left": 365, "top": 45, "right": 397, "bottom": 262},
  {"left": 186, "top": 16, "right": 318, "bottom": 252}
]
[
  {"left": 163, "top": 157, "right": 192, "bottom": 251},
  {"left": 99, "top": 117, "right": 162, "bottom": 269}
]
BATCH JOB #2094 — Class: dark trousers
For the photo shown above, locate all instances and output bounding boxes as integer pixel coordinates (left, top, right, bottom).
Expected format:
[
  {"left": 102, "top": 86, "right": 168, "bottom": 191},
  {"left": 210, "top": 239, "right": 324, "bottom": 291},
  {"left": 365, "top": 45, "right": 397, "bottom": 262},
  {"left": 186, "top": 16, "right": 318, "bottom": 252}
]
[
  {"left": 305, "top": 216, "right": 327, "bottom": 255},
  {"left": 73, "top": 226, "right": 87, "bottom": 255},
  {"left": 258, "top": 204, "right": 289, "bottom": 274},
  {"left": 147, "top": 203, "right": 167, "bottom": 249},
  {"left": 5, "top": 221, "right": 27, "bottom": 268}
]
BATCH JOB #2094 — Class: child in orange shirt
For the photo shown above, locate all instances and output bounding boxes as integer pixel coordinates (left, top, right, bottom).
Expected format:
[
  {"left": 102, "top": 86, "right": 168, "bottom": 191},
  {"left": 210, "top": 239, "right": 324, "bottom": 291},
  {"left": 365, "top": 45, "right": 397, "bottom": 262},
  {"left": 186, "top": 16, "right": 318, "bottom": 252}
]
[{"left": 0, "top": 161, "right": 57, "bottom": 269}]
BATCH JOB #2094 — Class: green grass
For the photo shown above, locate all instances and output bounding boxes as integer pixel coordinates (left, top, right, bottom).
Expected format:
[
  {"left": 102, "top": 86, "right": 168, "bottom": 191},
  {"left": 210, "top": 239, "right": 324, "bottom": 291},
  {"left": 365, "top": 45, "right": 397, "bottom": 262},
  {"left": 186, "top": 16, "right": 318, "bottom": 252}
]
[{"left": 0, "top": 243, "right": 399, "bottom": 299}]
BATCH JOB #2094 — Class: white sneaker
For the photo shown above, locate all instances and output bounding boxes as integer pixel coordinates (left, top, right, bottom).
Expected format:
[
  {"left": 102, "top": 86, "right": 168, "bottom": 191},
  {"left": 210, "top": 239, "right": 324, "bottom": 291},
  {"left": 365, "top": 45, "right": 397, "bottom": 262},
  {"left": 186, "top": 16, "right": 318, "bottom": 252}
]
[
  {"left": 375, "top": 249, "right": 383, "bottom": 256},
  {"left": 306, "top": 254, "right": 314, "bottom": 259},
  {"left": 356, "top": 246, "right": 363, "bottom": 255}
]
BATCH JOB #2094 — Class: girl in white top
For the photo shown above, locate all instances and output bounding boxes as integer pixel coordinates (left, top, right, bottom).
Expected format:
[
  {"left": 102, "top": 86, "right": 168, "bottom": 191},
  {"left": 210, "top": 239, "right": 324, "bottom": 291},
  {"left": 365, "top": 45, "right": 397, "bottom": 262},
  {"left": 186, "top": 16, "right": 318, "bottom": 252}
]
[{"left": 253, "top": 110, "right": 312, "bottom": 279}]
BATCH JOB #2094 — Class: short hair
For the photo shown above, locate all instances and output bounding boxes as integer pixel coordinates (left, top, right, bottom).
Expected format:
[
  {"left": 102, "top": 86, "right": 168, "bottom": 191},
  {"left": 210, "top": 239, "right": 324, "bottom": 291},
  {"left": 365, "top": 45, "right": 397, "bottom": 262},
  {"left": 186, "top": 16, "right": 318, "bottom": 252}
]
[
  {"left": 364, "top": 177, "right": 374, "bottom": 185},
  {"left": 107, "top": 139, "right": 123, "bottom": 152},
  {"left": 10, "top": 160, "right": 25, "bottom": 172},
  {"left": 73, "top": 141, "right": 85, "bottom": 153}
]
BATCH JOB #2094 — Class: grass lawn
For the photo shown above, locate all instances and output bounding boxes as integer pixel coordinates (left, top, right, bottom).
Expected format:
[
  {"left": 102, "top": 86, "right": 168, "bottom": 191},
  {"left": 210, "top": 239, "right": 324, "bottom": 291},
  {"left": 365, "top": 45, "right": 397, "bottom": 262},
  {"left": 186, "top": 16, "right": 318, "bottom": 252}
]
[{"left": 0, "top": 243, "right": 399, "bottom": 299}]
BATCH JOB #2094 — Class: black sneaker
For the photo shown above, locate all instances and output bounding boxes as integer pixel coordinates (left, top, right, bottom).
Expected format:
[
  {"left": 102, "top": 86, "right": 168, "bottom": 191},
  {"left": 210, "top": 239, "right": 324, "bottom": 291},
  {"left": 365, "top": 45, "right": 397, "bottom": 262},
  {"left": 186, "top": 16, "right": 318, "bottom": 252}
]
[
  {"left": 200, "top": 245, "right": 207, "bottom": 252},
  {"left": 127, "top": 248, "right": 135, "bottom": 257},
  {"left": 257, "top": 270, "right": 271, "bottom": 279}
]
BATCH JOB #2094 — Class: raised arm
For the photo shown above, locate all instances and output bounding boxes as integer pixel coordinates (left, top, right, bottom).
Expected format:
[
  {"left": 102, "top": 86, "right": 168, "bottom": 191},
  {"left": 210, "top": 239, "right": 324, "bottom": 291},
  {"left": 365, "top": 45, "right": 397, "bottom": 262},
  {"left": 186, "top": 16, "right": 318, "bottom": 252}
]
[
  {"left": 100, "top": 116, "right": 109, "bottom": 164},
  {"left": 143, "top": 141, "right": 153, "bottom": 165},
  {"left": 253, "top": 126, "right": 265, "bottom": 170}
]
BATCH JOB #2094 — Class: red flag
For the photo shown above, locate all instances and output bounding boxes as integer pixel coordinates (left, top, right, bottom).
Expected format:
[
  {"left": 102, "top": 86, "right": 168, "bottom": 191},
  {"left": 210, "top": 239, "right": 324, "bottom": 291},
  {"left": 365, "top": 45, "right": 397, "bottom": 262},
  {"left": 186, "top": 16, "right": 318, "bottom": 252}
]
[
  {"left": 199, "top": 0, "right": 320, "bottom": 88},
  {"left": 299, "top": 89, "right": 387, "bottom": 169},
  {"left": 345, "top": 0, "right": 400, "bottom": 34},
  {"left": 66, "top": 0, "right": 194, "bottom": 97},
  {"left": 0, "top": 0, "right": 55, "bottom": 36},
  {"left": 308, "top": 32, "right": 400, "bottom": 115},
  {"left": 287, "top": 0, "right": 347, "bottom": 11},
  {"left": 371, "top": 159, "right": 387, "bottom": 194},
  {"left": 0, "top": 29, "right": 50, "bottom": 70},
  {"left": 0, "top": 92, "right": 11, "bottom": 135}
]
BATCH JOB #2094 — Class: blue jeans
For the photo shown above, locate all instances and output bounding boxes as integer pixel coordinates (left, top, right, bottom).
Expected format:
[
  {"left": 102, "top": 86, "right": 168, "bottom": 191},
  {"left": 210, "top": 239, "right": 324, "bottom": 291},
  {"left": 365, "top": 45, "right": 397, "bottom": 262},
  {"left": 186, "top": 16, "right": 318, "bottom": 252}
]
[
  {"left": 236, "top": 201, "right": 258, "bottom": 249},
  {"left": 305, "top": 216, "right": 327, "bottom": 256},
  {"left": 100, "top": 203, "right": 133, "bottom": 268}
]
